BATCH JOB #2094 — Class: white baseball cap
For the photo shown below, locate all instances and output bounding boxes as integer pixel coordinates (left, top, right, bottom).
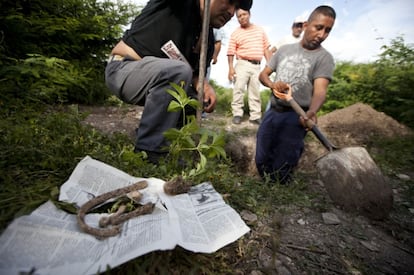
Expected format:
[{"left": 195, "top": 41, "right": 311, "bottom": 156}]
[{"left": 294, "top": 16, "right": 306, "bottom": 23}]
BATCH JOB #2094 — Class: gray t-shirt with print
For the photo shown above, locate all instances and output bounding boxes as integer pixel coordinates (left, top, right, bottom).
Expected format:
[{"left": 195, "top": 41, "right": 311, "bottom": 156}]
[{"left": 268, "top": 42, "right": 334, "bottom": 108}]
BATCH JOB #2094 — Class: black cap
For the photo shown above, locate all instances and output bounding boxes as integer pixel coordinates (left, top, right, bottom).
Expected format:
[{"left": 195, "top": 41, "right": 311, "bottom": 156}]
[{"left": 238, "top": 0, "right": 252, "bottom": 10}]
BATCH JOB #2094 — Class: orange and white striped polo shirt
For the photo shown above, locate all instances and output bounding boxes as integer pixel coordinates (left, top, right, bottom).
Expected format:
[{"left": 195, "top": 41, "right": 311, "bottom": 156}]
[{"left": 227, "top": 24, "right": 270, "bottom": 61}]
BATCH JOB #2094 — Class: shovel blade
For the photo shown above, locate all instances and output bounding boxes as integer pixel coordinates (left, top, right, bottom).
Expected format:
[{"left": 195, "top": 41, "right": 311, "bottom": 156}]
[
  {"left": 311, "top": 125, "right": 339, "bottom": 151},
  {"left": 316, "top": 147, "right": 393, "bottom": 220}
]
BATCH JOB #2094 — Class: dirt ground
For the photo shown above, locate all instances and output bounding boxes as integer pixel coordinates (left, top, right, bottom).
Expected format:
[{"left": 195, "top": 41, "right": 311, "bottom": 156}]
[{"left": 80, "top": 103, "right": 414, "bottom": 274}]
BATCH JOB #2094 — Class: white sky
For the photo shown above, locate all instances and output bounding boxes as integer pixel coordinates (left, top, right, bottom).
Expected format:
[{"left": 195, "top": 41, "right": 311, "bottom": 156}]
[{"left": 128, "top": 0, "right": 414, "bottom": 87}]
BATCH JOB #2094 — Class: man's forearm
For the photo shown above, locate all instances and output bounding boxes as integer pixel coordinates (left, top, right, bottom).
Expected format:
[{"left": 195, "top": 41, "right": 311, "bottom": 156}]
[{"left": 227, "top": 55, "right": 234, "bottom": 68}]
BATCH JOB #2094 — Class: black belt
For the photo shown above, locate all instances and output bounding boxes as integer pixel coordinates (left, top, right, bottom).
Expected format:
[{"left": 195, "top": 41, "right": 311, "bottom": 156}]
[
  {"left": 272, "top": 104, "right": 293, "bottom": 112},
  {"left": 272, "top": 104, "right": 308, "bottom": 113},
  {"left": 245, "top": 59, "right": 261, "bottom": 65}
]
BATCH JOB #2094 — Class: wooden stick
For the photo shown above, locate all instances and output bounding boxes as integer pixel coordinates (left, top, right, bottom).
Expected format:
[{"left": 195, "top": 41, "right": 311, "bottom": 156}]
[{"left": 197, "top": 0, "right": 211, "bottom": 125}]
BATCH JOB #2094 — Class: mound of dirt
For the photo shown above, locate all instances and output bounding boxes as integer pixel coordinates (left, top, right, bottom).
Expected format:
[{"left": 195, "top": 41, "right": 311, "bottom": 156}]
[
  {"left": 298, "top": 103, "right": 413, "bottom": 172},
  {"left": 319, "top": 102, "right": 412, "bottom": 142}
]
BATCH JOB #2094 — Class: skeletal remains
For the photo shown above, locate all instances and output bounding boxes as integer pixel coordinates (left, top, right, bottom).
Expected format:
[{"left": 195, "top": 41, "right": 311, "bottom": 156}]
[{"left": 77, "top": 176, "right": 192, "bottom": 239}]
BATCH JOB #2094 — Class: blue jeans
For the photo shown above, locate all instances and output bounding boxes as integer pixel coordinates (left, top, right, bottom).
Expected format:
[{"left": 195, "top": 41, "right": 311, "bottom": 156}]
[{"left": 255, "top": 109, "right": 307, "bottom": 184}]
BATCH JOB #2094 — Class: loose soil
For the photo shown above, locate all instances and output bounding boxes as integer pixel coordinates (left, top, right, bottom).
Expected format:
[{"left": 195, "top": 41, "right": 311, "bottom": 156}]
[{"left": 80, "top": 103, "right": 414, "bottom": 274}]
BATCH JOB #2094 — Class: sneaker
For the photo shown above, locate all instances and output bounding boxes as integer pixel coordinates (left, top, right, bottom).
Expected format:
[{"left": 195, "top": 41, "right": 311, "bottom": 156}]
[
  {"left": 249, "top": 118, "right": 262, "bottom": 125},
  {"left": 232, "top": 116, "right": 242, "bottom": 124}
]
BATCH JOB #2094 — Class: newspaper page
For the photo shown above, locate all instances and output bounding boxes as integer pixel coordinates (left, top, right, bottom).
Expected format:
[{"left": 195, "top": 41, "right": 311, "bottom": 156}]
[
  {"left": 161, "top": 40, "right": 189, "bottom": 64},
  {"left": 0, "top": 156, "right": 249, "bottom": 275},
  {"left": 160, "top": 183, "right": 250, "bottom": 253}
]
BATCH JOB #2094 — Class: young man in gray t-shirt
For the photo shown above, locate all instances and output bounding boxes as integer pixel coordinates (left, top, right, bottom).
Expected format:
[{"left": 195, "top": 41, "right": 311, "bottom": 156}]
[{"left": 256, "top": 5, "right": 336, "bottom": 184}]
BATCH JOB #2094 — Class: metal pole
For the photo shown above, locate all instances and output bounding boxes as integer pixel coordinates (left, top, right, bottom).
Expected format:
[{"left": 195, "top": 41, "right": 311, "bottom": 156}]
[{"left": 197, "top": 0, "right": 211, "bottom": 125}]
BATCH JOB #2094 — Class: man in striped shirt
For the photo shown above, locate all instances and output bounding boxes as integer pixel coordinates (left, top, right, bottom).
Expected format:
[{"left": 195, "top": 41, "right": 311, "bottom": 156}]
[{"left": 227, "top": 8, "right": 272, "bottom": 125}]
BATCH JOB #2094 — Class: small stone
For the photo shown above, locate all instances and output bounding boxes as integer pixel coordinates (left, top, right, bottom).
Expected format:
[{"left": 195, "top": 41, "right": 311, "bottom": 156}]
[
  {"left": 241, "top": 210, "right": 258, "bottom": 224},
  {"left": 322, "top": 212, "right": 341, "bottom": 225},
  {"left": 396, "top": 173, "right": 411, "bottom": 181},
  {"left": 297, "top": 218, "right": 306, "bottom": 225},
  {"left": 314, "top": 179, "right": 325, "bottom": 186},
  {"left": 276, "top": 265, "right": 292, "bottom": 275},
  {"left": 258, "top": 247, "right": 272, "bottom": 267},
  {"left": 360, "top": 240, "right": 379, "bottom": 252}
]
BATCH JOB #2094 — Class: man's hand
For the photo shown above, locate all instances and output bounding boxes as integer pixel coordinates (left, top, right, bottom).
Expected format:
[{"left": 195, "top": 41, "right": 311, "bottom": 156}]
[
  {"left": 299, "top": 110, "right": 317, "bottom": 131},
  {"left": 228, "top": 67, "right": 236, "bottom": 82},
  {"left": 271, "top": 81, "right": 292, "bottom": 100},
  {"left": 203, "top": 82, "right": 216, "bottom": 113}
]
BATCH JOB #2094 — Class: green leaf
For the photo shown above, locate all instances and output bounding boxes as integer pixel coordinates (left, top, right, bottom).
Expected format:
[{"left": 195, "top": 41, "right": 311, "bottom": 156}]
[
  {"left": 51, "top": 200, "right": 78, "bottom": 214},
  {"left": 166, "top": 88, "right": 181, "bottom": 102},
  {"left": 182, "top": 136, "right": 196, "bottom": 148},
  {"left": 189, "top": 99, "right": 201, "bottom": 109},
  {"left": 170, "top": 82, "right": 187, "bottom": 98},
  {"left": 163, "top": 128, "right": 182, "bottom": 141},
  {"left": 167, "top": 100, "right": 182, "bottom": 112},
  {"left": 199, "top": 131, "right": 209, "bottom": 145}
]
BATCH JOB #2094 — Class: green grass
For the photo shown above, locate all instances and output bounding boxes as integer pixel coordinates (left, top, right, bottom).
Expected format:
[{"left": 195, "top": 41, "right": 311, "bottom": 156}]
[
  {"left": 369, "top": 135, "right": 414, "bottom": 210},
  {"left": 369, "top": 136, "right": 414, "bottom": 173}
]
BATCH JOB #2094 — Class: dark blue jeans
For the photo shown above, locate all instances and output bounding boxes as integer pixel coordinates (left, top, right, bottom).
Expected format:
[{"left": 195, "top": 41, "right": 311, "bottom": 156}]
[{"left": 255, "top": 109, "right": 307, "bottom": 184}]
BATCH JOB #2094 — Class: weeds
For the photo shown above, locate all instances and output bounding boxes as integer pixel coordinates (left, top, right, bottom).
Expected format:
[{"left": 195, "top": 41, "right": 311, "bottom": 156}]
[
  {"left": 369, "top": 135, "right": 414, "bottom": 213},
  {"left": 164, "top": 82, "right": 226, "bottom": 179},
  {"left": 0, "top": 105, "right": 154, "bottom": 230}
]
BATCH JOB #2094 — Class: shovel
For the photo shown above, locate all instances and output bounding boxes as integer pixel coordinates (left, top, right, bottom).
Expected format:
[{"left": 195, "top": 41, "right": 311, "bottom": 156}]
[
  {"left": 289, "top": 98, "right": 338, "bottom": 152},
  {"left": 277, "top": 86, "right": 393, "bottom": 220}
]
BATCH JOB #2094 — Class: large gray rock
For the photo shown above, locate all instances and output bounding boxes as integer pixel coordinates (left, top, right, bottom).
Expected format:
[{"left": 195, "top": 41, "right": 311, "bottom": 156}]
[{"left": 316, "top": 147, "right": 393, "bottom": 220}]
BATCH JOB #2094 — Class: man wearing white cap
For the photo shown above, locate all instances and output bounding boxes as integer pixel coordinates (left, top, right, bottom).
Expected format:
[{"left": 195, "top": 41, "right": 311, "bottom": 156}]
[{"left": 269, "top": 16, "right": 306, "bottom": 53}]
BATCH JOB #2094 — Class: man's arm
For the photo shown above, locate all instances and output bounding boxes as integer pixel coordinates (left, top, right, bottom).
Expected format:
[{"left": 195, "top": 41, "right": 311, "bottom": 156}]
[
  {"left": 260, "top": 67, "right": 290, "bottom": 99},
  {"left": 306, "top": 77, "right": 330, "bottom": 124},
  {"left": 227, "top": 55, "right": 236, "bottom": 82},
  {"left": 259, "top": 66, "right": 275, "bottom": 88},
  {"left": 263, "top": 47, "right": 273, "bottom": 62},
  {"left": 212, "top": 40, "right": 222, "bottom": 64}
]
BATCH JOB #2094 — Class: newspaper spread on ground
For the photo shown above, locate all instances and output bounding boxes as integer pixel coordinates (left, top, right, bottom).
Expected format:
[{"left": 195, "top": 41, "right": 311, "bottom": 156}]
[{"left": 0, "top": 156, "right": 250, "bottom": 275}]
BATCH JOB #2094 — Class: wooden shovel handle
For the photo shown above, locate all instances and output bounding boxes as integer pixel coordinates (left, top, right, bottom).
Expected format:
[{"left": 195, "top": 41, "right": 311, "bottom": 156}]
[
  {"left": 275, "top": 84, "right": 314, "bottom": 129},
  {"left": 273, "top": 84, "right": 337, "bottom": 151},
  {"left": 287, "top": 98, "right": 315, "bottom": 129},
  {"left": 287, "top": 98, "right": 337, "bottom": 151}
]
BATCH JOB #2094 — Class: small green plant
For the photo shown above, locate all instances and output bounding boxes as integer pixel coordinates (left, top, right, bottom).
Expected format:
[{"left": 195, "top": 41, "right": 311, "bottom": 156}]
[{"left": 164, "top": 82, "right": 226, "bottom": 178}]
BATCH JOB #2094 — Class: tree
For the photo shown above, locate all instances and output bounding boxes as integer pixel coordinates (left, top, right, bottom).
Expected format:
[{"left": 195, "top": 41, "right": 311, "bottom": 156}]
[
  {"left": 373, "top": 36, "right": 414, "bottom": 127},
  {"left": 0, "top": 0, "right": 139, "bottom": 106},
  {"left": 325, "top": 36, "right": 414, "bottom": 128}
]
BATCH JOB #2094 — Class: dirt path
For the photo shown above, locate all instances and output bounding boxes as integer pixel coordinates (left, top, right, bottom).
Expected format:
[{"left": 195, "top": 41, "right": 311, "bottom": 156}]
[{"left": 80, "top": 103, "right": 414, "bottom": 274}]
